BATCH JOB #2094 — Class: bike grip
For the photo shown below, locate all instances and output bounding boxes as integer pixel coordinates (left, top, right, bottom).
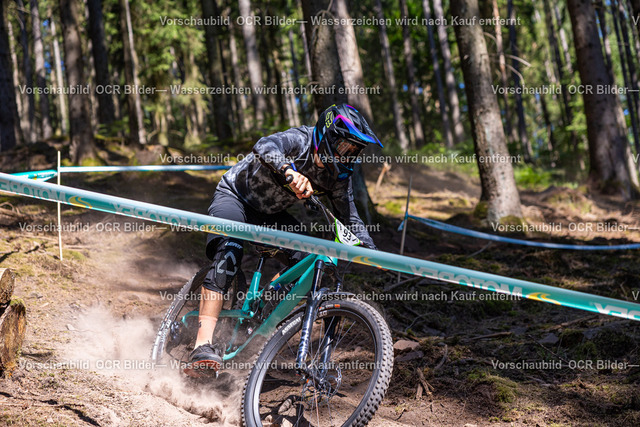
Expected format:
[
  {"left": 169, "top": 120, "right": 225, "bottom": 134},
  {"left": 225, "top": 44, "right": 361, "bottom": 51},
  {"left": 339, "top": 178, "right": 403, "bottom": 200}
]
[{"left": 285, "top": 174, "right": 294, "bottom": 184}]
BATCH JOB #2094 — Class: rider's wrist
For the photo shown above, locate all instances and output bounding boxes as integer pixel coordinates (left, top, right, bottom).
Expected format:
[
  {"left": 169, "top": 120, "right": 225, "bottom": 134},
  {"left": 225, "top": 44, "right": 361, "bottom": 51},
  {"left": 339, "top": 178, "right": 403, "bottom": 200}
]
[{"left": 282, "top": 164, "right": 294, "bottom": 175}]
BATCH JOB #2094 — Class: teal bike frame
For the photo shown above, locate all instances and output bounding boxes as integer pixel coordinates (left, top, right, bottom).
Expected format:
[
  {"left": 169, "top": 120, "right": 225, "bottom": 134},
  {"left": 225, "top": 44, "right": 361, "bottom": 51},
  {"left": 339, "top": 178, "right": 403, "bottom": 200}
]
[{"left": 196, "top": 252, "right": 335, "bottom": 361}]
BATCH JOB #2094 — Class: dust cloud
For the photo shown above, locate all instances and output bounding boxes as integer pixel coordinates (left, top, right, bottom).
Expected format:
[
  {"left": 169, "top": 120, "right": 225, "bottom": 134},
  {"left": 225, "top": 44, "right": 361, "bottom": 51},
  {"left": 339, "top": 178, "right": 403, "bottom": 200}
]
[{"left": 62, "top": 305, "right": 243, "bottom": 425}]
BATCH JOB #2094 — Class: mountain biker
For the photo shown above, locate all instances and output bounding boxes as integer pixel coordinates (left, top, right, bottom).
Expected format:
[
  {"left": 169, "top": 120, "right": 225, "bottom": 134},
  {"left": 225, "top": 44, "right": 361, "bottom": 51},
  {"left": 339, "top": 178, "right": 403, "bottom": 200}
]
[{"left": 185, "top": 104, "right": 382, "bottom": 376}]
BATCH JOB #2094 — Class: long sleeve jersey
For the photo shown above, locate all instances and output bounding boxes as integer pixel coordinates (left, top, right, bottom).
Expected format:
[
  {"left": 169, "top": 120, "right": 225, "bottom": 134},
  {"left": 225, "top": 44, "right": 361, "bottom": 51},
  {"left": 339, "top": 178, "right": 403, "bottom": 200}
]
[{"left": 217, "top": 126, "right": 376, "bottom": 248}]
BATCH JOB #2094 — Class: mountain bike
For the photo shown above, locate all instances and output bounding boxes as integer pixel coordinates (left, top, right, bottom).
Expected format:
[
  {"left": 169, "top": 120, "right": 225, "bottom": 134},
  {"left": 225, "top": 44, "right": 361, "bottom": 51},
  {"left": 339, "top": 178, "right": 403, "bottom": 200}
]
[{"left": 150, "top": 190, "right": 394, "bottom": 427}]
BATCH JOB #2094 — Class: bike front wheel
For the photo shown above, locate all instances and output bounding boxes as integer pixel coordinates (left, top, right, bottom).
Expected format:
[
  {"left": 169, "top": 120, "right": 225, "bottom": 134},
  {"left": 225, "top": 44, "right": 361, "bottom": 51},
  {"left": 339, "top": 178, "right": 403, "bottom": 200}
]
[{"left": 242, "top": 298, "right": 393, "bottom": 427}]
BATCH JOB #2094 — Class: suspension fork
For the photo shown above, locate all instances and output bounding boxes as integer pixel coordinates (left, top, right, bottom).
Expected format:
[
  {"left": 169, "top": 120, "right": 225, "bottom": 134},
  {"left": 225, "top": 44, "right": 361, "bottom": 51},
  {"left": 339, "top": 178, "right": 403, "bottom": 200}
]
[
  {"left": 296, "top": 259, "right": 328, "bottom": 375},
  {"left": 318, "top": 314, "right": 340, "bottom": 376}
]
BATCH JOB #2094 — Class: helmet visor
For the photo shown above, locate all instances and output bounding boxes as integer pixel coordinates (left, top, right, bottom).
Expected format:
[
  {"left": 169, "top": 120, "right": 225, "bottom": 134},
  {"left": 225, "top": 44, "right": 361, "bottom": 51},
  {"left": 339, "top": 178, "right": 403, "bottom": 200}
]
[{"left": 334, "top": 138, "right": 363, "bottom": 159}]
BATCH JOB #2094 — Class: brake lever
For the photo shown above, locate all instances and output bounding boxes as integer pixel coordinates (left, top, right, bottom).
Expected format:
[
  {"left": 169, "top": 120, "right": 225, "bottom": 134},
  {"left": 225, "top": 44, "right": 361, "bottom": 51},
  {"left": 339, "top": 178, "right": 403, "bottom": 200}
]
[{"left": 304, "top": 199, "right": 319, "bottom": 212}]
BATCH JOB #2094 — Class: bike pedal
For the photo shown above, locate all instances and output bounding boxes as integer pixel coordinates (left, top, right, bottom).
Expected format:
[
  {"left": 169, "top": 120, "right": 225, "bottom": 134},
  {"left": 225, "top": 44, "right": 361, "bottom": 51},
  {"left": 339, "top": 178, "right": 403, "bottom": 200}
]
[{"left": 183, "top": 360, "right": 221, "bottom": 379}]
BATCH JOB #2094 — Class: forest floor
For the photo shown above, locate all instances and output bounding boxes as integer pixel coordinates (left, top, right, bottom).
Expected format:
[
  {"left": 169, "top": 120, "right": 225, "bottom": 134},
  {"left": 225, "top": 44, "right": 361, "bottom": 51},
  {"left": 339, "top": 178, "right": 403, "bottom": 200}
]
[{"left": 1, "top": 146, "right": 640, "bottom": 426}]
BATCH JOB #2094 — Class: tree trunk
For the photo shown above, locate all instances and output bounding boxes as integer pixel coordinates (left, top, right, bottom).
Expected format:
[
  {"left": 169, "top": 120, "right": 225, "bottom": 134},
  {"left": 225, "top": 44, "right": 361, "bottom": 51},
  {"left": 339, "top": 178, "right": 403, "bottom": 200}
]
[
  {"left": 258, "top": 15, "right": 277, "bottom": 119},
  {"left": 617, "top": 0, "right": 640, "bottom": 159},
  {"left": 492, "top": 0, "right": 515, "bottom": 147},
  {"left": 83, "top": 4, "right": 99, "bottom": 133},
  {"left": 228, "top": 20, "right": 248, "bottom": 133},
  {"left": 201, "top": 0, "right": 232, "bottom": 141},
  {"left": 239, "top": 0, "right": 267, "bottom": 126},
  {"left": 0, "top": 301, "right": 26, "bottom": 374},
  {"left": 185, "top": 50, "right": 203, "bottom": 146},
  {"left": 17, "top": 0, "right": 35, "bottom": 143},
  {"left": 299, "top": 17, "right": 317, "bottom": 121},
  {"left": 269, "top": 29, "right": 286, "bottom": 126},
  {"left": 451, "top": 0, "right": 523, "bottom": 224},
  {"left": 60, "top": 0, "right": 95, "bottom": 163},
  {"left": 49, "top": 16, "right": 68, "bottom": 135},
  {"left": 539, "top": 94, "right": 556, "bottom": 163},
  {"left": 283, "top": 32, "right": 300, "bottom": 127},
  {"left": 288, "top": 29, "right": 305, "bottom": 122},
  {"left": 554, "top": 5, "right": 574, "bottom": 76},
  {"left": 568, "top": 0, "right": 639, "bottom": 197},
  {"left": 0, "top": 269, "right": 14, "bottom": 305},
  {"left": 594, "top": 0, "right": 615, "bottom": 81},
  {"left": 30, "top": 0, "right": 52, "bottom": 140},
  {"left": 119, "top": 0, "right": 146, "bottom": 146},
  {"left": 87, "top": 0, "right": 115, "bottom": 127},
  {"left": 6, "top": 20, "right": 23, "bottom": 144},
  {"left": 631, "top": 0, "right": 640, "bottom": 35},
  {"left": 330, "top": 0, "right": 373, "bottom": 122},
  {"left": 434, "top": 0, "right": 464, "bottom": 144},
  {"left": 374, "top": 0, "right": 409, "bottom": 151},
  {"left": 0, "top": 269, "right": 25, "bottom": 376},
  {"left": 1, "top": 8, "right": 18, "bottom": 150},
  {"left": 611, "top": 0, "right": 640, "bottom": 157},
  {"left": 301, "top": 0, "right": 348, "bottom": 111},
  {"left": 399, "top": 0, "right": 424, "bottom": 148},
  {"left": 543, "top": 0, "right": 573, "bottom": 128},
  {"left": 422, "top": 0, "right": 451, "bottom": 147},
  {"left": 507, "top": 0, "right": 532, "bottom": 162}
]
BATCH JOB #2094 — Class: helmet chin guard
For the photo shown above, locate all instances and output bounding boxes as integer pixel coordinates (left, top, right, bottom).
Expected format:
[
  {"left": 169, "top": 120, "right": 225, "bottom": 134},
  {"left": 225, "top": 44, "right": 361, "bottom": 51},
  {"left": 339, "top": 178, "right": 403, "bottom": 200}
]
[{"left": 313, "top": 104, "right": 382, "bottom": 181}]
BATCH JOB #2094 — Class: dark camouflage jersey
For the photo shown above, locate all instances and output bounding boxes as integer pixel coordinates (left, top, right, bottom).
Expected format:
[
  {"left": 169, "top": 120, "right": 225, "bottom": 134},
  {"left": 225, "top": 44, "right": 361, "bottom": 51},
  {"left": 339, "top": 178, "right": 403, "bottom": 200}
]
[{"left": 216, "top": 126, "right": 376, "bottom": 249}]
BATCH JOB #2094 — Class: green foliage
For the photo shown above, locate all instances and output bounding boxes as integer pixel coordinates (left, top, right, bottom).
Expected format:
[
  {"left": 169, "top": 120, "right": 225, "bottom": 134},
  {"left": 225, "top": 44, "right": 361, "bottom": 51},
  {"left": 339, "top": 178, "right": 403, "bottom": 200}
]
[
  {"left": 466, "top": 369, "right": 519, "bottom": 405},
  {"left": 5, "top": 0, "right": 637, "bottom": 199}
]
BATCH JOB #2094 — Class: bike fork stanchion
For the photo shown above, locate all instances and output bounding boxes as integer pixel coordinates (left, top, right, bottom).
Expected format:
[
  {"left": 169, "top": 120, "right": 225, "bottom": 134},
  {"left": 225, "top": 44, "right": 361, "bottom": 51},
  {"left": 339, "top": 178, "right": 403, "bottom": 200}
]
[
  {"left": 296, "top": 259, "right": 326, "bottom": 374},
  {"left": 318, "top": 316, "right": 338, "bottom": 377}
]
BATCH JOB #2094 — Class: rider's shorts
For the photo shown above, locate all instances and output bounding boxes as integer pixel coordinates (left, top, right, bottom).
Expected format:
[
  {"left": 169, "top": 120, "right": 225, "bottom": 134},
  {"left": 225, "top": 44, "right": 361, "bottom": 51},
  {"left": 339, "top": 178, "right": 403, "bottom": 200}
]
[{"left": 203, "top": 184, "right": 305, "bottom": 294}]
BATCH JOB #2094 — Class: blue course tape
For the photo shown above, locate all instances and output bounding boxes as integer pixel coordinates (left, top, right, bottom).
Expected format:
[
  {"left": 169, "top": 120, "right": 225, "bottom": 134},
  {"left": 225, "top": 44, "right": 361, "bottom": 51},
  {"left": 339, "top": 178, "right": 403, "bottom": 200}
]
[
  {"left": 2, "top": 171, "right": 640, "bottom": 321},
  {"left": 58, "top": 165, "right": 231, "bottom": 173},
  {"left": 12, "top": 170, "right": 58, "bottom": 181},
  {"left": 399, "top": 215, "right": 640, "bottom": 251}
]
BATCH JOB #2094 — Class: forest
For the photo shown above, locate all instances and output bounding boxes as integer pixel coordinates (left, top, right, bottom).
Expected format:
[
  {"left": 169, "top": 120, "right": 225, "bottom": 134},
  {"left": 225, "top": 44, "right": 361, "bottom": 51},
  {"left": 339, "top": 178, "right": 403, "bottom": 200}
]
[
  {"left": 1, "top": 0, "right": 639, "bottom": 219},
  {"left": 2, "top": 0, "right": 640, "bottom": 425}
]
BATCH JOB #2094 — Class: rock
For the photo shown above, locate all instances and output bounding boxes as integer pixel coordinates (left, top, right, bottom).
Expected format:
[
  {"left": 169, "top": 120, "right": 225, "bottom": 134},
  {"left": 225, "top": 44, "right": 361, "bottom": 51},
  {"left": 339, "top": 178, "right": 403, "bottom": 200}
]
[
  {"left": 583, "top": 328, "right": 600, "bottom": 340},
  {"left": 538, "top": 333, "right": 559, "bottom": 345},
  {"left": 66, "top": 324, "right": 76, "bottom": 331},
  {"left": 396, "top": 350, "right": 424, "bottom": 362},
  {"left": 510, "top": 326, "right": 528, "bottom": 336},
  {"left": 393, "top": 339, "right": 420, "bottom": 354}
]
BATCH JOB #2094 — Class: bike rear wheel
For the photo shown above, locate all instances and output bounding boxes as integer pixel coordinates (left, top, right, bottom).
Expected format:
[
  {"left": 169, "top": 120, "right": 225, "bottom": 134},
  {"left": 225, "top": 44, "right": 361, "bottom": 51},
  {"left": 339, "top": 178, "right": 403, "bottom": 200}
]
[
  {"left": 150, "top": 266, "right": 245, "bottom": 367},
  {"left": 242, "top": 298, "right": 393, "bottom": 427}
]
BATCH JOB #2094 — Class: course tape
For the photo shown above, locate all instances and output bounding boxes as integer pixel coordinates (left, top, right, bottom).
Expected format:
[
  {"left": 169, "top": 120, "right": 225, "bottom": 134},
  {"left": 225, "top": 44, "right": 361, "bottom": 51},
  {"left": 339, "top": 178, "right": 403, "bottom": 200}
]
[
  {"left": 2, "top": 171, "right": 640, "bottom": 322},
  {"left": 13, "top": 165, "right": 231, "bottom": 181},
  {"left": 12, "top": 170, "right": 58, "bottom": 181},
  {"left": 399, "top": 214, "right": 640, "bottom": 251},
  {"left": 58, "top": 165, "right": 231, "bottom": 173}
]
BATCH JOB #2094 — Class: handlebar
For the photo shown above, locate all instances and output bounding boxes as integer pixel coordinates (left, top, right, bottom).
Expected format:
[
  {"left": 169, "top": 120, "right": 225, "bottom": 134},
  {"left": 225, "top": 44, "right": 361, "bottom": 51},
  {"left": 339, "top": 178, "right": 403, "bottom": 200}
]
[{"left": 281, "top": 168, "right": 364, "bottom": 248}]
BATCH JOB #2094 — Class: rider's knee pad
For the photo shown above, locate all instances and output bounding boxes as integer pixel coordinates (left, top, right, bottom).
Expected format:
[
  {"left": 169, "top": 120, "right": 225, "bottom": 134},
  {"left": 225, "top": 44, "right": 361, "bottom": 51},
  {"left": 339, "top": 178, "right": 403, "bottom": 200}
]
[{"left": 202, "top": 239, "right": 244, "bottom": 294}]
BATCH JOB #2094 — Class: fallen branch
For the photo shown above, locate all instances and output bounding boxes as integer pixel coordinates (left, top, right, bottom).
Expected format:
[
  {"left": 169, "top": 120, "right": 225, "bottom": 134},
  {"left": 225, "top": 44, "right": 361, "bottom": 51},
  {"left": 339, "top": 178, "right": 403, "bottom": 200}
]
[
  {"left": 416, "top": 368, "right": 433, "bottom": 396},
  {"left": 548, "top": 315, "right": 598, "bottom": 331},
  {"left": 434, "top": 344, "right": 448, "bottom": 371},
  {"left": 464, "top": 331, "right": 512, "bottom": 342}
]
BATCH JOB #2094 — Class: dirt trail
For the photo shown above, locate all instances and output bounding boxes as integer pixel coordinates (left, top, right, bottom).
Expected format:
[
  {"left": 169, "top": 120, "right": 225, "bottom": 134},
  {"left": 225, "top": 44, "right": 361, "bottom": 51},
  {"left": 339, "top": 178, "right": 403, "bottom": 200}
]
[{"left": 1, "top": 165, "right": 640, "bottom": 425}]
